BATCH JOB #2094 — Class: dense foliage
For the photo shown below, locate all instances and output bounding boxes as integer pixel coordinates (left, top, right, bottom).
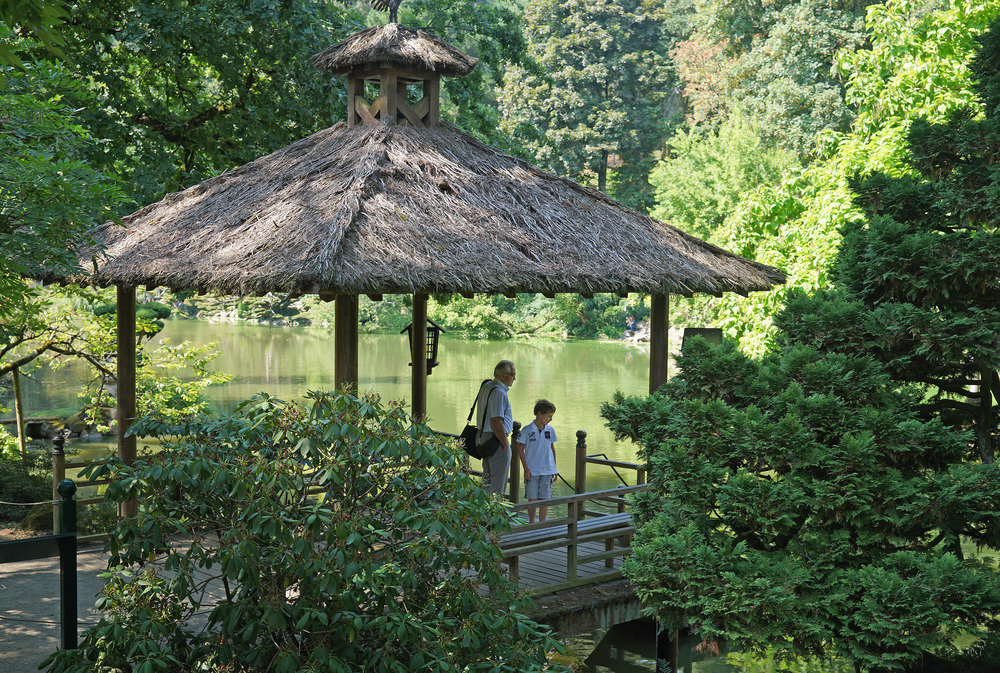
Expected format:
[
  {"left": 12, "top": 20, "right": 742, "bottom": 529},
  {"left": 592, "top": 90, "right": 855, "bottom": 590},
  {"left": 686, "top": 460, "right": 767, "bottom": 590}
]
[
  {"left": 649, "top": 113, "right": 800, "bottom": 240},
  {"left": 778, "top": 18, "right": 1000, "bottom": 463},
  {"left": 603, "top": 337, "right": 1000, "bottom": 671},
  {"left": 702, "top": 0, "right": 1000, "bottom": 353},
  {"left": 601, "top": 18, "right": 1000, "bottom": 671},
  {"left": 499, "top": 0, "right": 675, "bottom": 210},
  {"left": 0, "top": 33, "right": 120, "bottom": 317},
  {"left": 45, "top": 391, "right": 565, "bottom": 673},
  {"left": 672, "top": 0, "right": 867, "bottom": 157}
]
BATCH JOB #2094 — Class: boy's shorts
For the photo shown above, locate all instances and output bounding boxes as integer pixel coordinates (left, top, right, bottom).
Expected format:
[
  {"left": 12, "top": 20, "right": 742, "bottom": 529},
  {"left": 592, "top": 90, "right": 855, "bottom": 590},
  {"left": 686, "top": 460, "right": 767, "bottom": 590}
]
[{"left": 525, "top": 474, "right": 554, "bottom": 500}]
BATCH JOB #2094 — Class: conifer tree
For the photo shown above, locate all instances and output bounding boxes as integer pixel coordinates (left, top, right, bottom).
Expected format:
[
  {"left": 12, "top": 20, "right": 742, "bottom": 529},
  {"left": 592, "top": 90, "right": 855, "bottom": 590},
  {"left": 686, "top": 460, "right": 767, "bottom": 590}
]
[
  {"left": 602, "top": 20, "right": 1000, "bottom": 671},
  {"left": 499, "top": 0, "right": 674, "bottom": 211}
]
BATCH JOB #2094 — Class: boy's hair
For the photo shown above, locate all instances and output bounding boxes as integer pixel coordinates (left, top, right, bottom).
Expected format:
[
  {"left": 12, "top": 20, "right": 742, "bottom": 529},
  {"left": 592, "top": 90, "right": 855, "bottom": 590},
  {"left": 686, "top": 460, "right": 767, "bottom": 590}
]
[{"left": 533, "top": 399, "right": 556, "bottom": 415}]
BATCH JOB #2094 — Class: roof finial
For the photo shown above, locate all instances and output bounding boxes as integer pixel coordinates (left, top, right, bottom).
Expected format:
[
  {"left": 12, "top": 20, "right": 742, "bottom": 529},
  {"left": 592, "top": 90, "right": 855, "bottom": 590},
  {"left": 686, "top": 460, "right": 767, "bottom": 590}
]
[{"left": 370, "top": 0, "right": 402, "bottom": 24}]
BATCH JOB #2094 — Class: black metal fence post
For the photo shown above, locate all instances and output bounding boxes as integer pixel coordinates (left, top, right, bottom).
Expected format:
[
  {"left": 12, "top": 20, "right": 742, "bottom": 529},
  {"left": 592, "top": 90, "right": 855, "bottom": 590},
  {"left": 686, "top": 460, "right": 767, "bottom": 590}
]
[{"left": 57, "top": 479, "right": 77, "bottom": 650}]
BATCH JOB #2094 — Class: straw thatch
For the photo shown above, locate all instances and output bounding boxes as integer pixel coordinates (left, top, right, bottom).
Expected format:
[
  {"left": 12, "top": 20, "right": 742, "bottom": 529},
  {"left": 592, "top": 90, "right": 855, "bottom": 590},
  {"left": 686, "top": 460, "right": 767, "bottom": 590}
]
[
  {"left": 311, "top": 23, "right": 478, "bottom": 77},
  {"left": 57, "top": 121, "right": 784, "bottom": 298}
]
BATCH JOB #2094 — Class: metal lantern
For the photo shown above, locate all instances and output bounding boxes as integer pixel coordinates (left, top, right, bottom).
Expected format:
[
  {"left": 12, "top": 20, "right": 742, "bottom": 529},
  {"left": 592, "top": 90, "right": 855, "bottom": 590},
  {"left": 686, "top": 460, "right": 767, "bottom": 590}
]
[
  {"left": 401, "top": 318, "right": 446, "bottom": 374},
  {"left": 681, "top": 327, "right": 723, "bottom": 351}
]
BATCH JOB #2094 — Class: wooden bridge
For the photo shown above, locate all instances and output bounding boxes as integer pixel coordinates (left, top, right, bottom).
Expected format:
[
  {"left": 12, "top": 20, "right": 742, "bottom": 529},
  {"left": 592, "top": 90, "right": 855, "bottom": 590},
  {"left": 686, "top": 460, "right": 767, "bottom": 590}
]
[
  {"left": 48, "top": 426, "right": 652, "bottom": 637},
  {"left": 466, "top": 426, "right": 653, "bottom": 636}
]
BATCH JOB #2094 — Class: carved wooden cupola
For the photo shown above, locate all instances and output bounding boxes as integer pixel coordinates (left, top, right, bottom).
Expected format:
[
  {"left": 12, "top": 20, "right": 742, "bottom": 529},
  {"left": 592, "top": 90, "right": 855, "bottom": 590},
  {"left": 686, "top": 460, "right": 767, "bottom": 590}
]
[
  {"left": 346, "top": 66, "right": 440, "bottom": 128},
  {"left": 310, "top": 23, "right": 479, "bottom": 129}
]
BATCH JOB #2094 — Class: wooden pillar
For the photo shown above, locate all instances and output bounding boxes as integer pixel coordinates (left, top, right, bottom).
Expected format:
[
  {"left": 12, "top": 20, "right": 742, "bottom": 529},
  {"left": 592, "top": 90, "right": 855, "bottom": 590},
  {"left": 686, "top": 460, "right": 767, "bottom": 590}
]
[
  {"left": 11, "top": 367, "right": 26, "bottom": 459},
  {"left": 116, "top": 285, "right": 137, "bottom": 518},
  {"left": 410, "top": 294, "right": 427, "bottom": 420},
  {"left": 574, "top": 430, "right": 587, "bottom": 519},
  {"left": 509, "top": 421, "right": 522, "bottom": 503},
  {"left": 51, "top": 435, "right": 64, "bottom": 532},
  {"left": 335, "top": 294, "right": 359, "bottom": 392},
  {"left": 649, "top": 293, "right": 669, "bottom": 394},
  {"left": 383, "top": 69, "right": 398, "bottom": 124},
  {"left": 424, "top": 77, "right": 440, "bottom": 127}
]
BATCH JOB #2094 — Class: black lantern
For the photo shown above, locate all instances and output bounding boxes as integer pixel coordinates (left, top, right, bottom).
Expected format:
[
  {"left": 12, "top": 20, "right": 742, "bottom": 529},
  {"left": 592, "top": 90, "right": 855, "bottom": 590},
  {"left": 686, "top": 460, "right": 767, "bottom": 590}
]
[
  {"left": 681, "top": 327, "right": 723, "bottom": 351},
  {"left": 401, "top": 318, "right": 446, "bottom": 374}
]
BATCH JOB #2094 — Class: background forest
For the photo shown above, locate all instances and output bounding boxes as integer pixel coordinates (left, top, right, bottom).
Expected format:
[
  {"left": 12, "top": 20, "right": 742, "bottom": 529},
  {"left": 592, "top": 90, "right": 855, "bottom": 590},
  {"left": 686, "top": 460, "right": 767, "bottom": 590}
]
[{"left": 5, "top": 0, "right": 998, "bottom": 345}]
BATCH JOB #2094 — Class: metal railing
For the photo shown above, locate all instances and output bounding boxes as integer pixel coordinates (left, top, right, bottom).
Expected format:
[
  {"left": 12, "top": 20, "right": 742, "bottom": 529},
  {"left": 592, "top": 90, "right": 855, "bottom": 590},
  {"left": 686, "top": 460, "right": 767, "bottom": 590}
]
[{"left": 0, "top": 479, "right": 79, "bottom": 650}]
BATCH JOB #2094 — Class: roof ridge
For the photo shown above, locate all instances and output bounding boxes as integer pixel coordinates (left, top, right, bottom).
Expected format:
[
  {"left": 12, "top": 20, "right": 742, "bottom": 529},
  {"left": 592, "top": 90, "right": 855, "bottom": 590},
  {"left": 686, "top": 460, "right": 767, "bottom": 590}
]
[{"left": 309, "top": 123, "right": 393, "bottom": 291}]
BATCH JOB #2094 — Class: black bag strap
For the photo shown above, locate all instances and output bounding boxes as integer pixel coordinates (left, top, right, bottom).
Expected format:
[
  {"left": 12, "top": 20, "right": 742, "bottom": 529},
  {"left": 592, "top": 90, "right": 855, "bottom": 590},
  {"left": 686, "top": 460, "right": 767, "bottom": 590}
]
[
  {"left": 479, "top": 387, "right": 497, "bottom": 434},
  {"left": 466, "top": 379, "right": 492, "bottom": 423}
]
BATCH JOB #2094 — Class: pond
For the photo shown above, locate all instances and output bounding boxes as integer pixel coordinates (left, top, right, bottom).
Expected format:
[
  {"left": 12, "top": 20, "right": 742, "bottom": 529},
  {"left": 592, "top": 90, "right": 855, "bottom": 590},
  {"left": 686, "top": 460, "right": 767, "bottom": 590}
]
[{"left": 13, "top": 319, "right": 651, "bottom": 493}]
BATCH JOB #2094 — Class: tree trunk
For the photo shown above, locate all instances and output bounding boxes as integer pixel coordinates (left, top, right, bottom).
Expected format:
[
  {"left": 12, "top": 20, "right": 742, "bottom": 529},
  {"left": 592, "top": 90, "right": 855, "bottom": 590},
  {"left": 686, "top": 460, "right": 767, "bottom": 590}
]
[
  {"left": 598, "top": 149, "right": 608, "bottom": 192},
  {"left": 12, "top": 368, "right": 26, "bottom": 459},
  {"left": 977, "top": 366, "right": 995, "bottom": 463}
]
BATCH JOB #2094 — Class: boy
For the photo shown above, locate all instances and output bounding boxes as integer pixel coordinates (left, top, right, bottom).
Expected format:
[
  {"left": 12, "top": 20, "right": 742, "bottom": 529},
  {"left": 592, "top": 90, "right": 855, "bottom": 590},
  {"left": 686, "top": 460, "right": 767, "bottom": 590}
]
[{"left": 516, "top": 399, "right": 557, "bottom": 523}]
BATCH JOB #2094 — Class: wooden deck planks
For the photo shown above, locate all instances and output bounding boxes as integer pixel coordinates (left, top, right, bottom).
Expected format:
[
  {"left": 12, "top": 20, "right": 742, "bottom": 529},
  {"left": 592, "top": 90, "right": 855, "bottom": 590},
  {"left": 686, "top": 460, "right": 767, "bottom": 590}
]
[{"left": 515, "top": 541, "right": 624, "bottom": 589}]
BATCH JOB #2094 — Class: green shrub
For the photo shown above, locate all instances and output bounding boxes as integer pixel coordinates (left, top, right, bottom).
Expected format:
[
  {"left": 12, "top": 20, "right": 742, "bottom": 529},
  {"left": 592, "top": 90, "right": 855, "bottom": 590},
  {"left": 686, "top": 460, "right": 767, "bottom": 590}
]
[
  {"left": 45, "top": 391, "right": 566, "bottom": 673},
  {"left": 0, "top": 452, "right": 50, "bottom": 523}
]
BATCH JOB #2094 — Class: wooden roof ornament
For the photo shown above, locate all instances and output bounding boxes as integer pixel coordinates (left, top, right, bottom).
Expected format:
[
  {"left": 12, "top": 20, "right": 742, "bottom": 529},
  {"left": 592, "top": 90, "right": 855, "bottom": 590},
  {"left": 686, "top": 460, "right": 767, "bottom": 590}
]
[{"left": 47, "top": 24, "right": 785, "bottom": 299}]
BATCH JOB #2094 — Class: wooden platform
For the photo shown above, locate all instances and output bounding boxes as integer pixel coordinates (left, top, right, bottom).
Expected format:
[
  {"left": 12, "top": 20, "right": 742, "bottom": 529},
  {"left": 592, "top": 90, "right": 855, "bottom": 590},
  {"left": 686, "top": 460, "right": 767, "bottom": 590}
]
[{"left": 513, "top": 540, "right": 625, "bottom": 591}]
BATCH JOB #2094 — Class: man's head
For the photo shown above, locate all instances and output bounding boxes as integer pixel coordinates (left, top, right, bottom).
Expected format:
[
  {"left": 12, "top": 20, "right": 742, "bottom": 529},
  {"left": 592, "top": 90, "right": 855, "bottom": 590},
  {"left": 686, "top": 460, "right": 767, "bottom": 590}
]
[
  {"left": 494, "top": 360, "right": 516, "bottom": 387},
  {"left": 533, "top": 399, "right": 555, "bottom": 426}
]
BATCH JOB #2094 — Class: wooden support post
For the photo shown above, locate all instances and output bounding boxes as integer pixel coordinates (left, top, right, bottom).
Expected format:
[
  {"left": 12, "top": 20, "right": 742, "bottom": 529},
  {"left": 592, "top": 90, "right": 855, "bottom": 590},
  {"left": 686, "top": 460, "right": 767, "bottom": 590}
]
[
  {"left": 649, "top": 293, "right": 669, "bottom": 394},
  {"left": 51, "top": 435, "right": 64, "bottom": 533},
  {"left": 411, "top": 294, "right": 428, "bottom": 420},
  {"left": 574, "top": 430, "right": 587, "bottom": 519},
  {"left": 347, "top": 76, "right": 359, "bottom": 128},
  {"left": 509, "top": 421, "right": 521, "bottom": 504},
  {"left": 424, "top": 77, "right": 440, "bottom": 127},
  {"left": 11, "top": 368, "right": 26, "bottom": 459},
  {"left": 567, "top": 517, "right": 578, "bottom": 583},
  {"left": 116, "top": 284, "right": 137, "bottom": 518},
  {"left": 335, "top": 294, "right": 359, "bottom": 392},
  {"left": 383, "top": 69, "right": 398, "bottom": 124}
]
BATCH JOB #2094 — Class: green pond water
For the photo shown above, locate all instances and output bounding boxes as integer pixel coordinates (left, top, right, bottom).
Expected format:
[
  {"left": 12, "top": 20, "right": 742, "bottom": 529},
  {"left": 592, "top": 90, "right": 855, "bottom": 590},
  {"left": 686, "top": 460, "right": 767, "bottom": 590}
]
[
  {"left": 11, "top": 320, "right": 846, "bottom": 672},
  {"left": 15, "top": 319, "right": 650, "bottom": 494}
]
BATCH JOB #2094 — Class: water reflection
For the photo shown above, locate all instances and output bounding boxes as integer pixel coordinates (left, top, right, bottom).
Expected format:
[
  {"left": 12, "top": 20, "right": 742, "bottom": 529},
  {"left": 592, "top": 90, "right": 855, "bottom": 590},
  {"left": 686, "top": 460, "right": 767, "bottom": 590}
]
[
  {"left": 9, "top": 320, "right": 652, "bottom": 492},
  {"left": 574, "top": 619, "right": 850, "bottom": 673}
]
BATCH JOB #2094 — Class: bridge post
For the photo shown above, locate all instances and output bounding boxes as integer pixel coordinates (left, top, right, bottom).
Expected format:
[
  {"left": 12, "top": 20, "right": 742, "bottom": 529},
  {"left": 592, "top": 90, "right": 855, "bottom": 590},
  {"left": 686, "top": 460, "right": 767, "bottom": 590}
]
[
  {"left": 52, "top": 435, "right": 65, "bottom": 533},
  {"left": 57, "top": 479, "right": 77, "bottom": 651},
  {"left": 574, "top": 430, "right": 587, "bottom": 519},
  {"left": 509, "top": 422, "right": 522, "bottom": 503}
]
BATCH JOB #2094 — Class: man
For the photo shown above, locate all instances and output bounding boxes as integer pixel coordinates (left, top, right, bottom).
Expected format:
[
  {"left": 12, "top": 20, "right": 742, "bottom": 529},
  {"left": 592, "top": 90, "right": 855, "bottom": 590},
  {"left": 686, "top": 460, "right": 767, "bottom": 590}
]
[{"left": 477, "top": 360, "right": 515, "bottom": 496}]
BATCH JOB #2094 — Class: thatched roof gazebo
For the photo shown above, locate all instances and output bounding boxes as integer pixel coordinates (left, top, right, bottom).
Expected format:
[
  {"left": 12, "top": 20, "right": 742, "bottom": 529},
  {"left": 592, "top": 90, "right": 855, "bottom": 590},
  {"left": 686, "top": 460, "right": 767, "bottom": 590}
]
[{"left": 48, "top": 23, "right": 784, "bottom": 485}]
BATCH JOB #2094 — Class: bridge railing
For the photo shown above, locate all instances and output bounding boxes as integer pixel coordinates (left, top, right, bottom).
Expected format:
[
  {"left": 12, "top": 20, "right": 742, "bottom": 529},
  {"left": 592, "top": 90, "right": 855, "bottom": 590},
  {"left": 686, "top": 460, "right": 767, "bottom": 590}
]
[{"left": 500, "top": 482, "right": 652, "bottom": 595}]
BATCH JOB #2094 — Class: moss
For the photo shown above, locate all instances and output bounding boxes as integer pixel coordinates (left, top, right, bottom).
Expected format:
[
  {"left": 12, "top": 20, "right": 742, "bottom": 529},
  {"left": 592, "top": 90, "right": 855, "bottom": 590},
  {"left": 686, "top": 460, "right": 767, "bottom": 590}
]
[{"left": 548, "top": 644, "right": 588, "bottom": 672}]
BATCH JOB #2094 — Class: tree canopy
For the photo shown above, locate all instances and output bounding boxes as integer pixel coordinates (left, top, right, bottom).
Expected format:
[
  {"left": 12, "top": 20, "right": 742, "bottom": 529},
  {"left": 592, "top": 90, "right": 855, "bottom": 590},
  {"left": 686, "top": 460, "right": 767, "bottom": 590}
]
[
  {"left": 602, "top": 17, "right": 1000, "bottom": 671},
  {"left": 0, "top": 32, "right": 120, "bottom": 318},
  {"left": 499, "top": 0, "right": 675, "bottom": 210},
  {"left": 701, "top": 0, "right": 1000, "bottom": 353},
  {"left": 603, "top": 337, "right": 1000, "bottom": 671}
]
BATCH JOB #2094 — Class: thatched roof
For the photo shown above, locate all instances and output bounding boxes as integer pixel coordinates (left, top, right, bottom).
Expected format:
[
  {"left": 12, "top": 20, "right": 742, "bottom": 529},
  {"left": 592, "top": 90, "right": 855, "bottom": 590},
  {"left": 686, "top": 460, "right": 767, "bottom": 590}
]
[
  {"left": 59, "top": 121, "right": 784, "bottom": 297},
  {"left": 311, "top": 23, "right": 478, "bottom": 77}
]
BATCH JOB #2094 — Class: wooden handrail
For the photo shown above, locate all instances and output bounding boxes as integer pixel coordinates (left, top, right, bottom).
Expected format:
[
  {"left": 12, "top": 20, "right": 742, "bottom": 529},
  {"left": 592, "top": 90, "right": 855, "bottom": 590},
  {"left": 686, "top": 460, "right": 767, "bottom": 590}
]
[
  {"left": 584, "top": 456, "right": 642, "bottom": 470},
  {"left": 509, "top": 483, "right": 650, "bottom": 511}
]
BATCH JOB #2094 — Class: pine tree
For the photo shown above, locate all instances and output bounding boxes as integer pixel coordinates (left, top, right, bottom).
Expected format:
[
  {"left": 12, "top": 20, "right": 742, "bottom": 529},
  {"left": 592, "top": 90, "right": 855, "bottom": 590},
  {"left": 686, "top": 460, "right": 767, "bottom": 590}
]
[{"left": 499, "top": 0, "right": 675, "bottom": 211}]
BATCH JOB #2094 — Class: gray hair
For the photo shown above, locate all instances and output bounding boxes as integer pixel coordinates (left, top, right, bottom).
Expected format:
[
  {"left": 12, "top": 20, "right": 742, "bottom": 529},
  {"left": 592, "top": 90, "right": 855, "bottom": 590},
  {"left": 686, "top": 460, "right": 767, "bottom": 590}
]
[{"left": 494, "top": 360, "right": 515, "bottom": 378}]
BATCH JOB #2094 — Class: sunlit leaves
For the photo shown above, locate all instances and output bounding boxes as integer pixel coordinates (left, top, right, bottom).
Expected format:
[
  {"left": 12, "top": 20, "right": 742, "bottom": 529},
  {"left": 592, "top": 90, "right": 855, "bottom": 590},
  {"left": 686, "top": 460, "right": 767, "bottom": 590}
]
[{"left": 49, "top": 390, "right": 565, "bottom": 672}]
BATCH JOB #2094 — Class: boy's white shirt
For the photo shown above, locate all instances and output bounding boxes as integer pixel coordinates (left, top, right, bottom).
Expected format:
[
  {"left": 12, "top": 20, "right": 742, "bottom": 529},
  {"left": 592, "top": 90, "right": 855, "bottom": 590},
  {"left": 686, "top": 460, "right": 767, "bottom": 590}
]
[{"left": 518, "top": 421, "right": 558, "bottom": 475}]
